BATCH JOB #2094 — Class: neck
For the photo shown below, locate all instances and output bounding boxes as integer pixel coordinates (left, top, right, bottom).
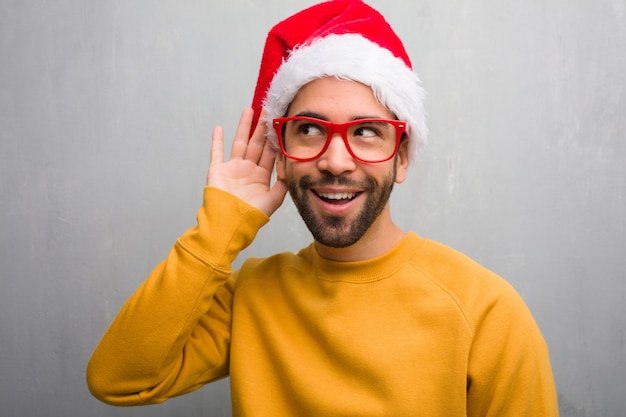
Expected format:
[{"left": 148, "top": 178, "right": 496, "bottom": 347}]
[{"left": 314, "top": 209, "right": 405, "bottom": 262}]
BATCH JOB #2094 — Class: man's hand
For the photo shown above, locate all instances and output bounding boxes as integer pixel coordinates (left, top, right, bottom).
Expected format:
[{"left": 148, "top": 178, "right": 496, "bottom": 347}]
[{"left": 207, "top": 107, "right": 288, "bottom": 217}]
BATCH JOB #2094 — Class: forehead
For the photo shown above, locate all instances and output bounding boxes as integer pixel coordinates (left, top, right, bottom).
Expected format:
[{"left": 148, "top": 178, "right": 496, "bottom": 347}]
[{"left": 287, "top": 77, "right": 395, "bottom": 120}]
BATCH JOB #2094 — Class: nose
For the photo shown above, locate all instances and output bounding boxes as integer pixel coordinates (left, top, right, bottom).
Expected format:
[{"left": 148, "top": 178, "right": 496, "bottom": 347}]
[{"left": 316, "top": 133, "right": 357, "bottom": 175}]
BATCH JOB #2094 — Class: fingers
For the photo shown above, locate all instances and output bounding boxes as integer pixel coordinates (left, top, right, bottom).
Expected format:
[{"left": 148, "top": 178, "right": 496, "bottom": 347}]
[
  {"left": 210, "top": 125, "right": 224, "bottom": 165},
  {"left": 245, "top": 110, "right": 268, "bottom": 163},
  {"left": 229, "top": 107, "right": 270, "bottom": 164},
  {"left": 229, "top": 108, "right": 255, "bottom": 160},
  {"left": 208, "top": 107, "right": 276, "bottom": 187},
  {"left": 258, "top": 138, "right": 277, "bottom": 174}
]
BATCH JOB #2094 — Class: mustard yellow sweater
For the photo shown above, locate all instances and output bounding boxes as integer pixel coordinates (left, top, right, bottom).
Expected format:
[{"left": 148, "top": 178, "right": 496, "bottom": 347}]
[{"left": 87, "top": 187, "right": 559, "bottom": 416}]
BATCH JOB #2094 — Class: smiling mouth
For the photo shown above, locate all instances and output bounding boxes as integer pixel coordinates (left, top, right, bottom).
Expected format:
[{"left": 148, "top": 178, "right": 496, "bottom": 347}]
[{"left": 315, "top": 191, "right": 359, "bottom": 203}]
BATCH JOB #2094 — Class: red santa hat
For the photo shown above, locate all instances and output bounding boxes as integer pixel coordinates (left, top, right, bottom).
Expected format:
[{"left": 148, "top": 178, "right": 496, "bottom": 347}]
[{"left": 251, "top": 0, "right": 427, "bottom": 161}]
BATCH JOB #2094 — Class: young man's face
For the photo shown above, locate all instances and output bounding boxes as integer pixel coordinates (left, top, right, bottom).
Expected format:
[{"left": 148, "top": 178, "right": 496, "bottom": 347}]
[{"left": 276, "top": 77, "right": 409, "bottom": 249}]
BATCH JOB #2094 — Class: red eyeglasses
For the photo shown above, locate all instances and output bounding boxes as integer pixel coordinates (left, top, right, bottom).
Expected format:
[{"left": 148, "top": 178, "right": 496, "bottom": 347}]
[{"left": 272, "top": 116, "right": 406, "bottom": 163}]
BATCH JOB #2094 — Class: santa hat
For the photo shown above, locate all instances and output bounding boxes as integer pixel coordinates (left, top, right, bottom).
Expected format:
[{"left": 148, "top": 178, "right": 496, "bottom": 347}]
[{"left": 251, "top": 0, "right": 427, "bottom": 162}]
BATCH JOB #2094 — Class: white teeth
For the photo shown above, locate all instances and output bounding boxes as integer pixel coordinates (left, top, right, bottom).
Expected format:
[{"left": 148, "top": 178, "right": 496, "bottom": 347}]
[{"left": 318, "top": 192, "right": 357, "bottom": 200}]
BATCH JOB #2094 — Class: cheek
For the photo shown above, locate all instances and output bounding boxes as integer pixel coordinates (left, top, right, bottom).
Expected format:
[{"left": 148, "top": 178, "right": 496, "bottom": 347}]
[{"left": 279, "top": 159, "right": 314, "bottom": 183}]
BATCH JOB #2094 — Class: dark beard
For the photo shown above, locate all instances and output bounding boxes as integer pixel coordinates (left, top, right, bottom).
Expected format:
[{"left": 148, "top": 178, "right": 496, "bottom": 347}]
[{"left": 287, "top": 168, "right": 396, "bottom": 248}]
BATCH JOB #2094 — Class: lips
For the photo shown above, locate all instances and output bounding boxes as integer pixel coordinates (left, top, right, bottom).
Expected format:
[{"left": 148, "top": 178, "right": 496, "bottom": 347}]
[
  {"left": 316, "top": 191, "right": 358, "bottom": 201},
  {"left": 299, "top": 174, "right": 365, "bottom": 207}
]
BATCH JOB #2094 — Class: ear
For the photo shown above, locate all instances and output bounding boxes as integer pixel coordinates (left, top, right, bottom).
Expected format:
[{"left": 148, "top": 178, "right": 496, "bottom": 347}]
[{"left": 394, "top": 138, "right": 410, "bottom": 184}]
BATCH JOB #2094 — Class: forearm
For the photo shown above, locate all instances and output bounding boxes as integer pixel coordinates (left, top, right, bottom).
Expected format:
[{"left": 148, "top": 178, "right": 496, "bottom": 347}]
[{"left": 86, "top": 187, "right": 269, "bottom": 405}]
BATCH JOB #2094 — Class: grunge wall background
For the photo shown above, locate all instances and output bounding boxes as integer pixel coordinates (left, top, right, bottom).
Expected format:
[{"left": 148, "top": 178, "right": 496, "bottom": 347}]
[{"left": 1, "top": 1, "right": 624, "bottom": 415}]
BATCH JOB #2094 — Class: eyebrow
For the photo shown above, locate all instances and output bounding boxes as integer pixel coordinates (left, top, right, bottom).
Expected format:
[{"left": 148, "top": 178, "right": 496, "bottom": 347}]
[
  {"left": 294, "top": 111, "right": 328, "bottom": 120},
  {"left": 293, "top": 111, "right": 387, "bottom": 121}
]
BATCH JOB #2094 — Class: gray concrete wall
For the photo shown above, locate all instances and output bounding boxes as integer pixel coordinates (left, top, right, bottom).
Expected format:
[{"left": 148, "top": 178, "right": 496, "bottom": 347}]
[{"left": 1, "top": 1, "right": 624, "bottom": 416}]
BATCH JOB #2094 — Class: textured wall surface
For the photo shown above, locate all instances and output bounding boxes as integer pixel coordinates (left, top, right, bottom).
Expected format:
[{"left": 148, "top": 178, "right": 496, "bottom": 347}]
[{"left": 1, "top": 1, "right": 624, "bottom": 416}]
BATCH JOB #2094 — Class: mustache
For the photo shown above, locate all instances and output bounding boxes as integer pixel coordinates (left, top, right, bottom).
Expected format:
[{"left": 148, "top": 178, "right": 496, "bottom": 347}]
[{"left": 298, "top": 173, "right": 375, "bottom": 191}]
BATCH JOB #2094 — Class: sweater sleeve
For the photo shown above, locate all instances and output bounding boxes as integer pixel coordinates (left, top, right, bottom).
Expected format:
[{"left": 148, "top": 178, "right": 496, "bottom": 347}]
[
  {"left": 466, "top": 283, "right": 559, "bottom": 416},
  {"left": 86, "top": 187, "right": 269, "bottom": 406}
]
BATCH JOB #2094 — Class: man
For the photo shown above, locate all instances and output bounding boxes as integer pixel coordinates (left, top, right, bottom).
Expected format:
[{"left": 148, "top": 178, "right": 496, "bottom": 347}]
[{"left": 87, "top": 1, "right": 559, "bottom": 415}]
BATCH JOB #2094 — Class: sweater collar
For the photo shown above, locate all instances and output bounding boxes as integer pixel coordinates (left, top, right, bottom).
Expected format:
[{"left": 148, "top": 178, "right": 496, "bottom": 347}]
[{"left": 302, "top": 232, "right": 425, "bottom": 283}]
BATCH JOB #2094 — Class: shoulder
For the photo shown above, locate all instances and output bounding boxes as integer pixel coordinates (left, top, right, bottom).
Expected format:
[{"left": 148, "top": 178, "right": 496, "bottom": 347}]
[
  {"left": 235, "top": 243, "right": 316, "bottom": 281},
  {"left": 410, "top": 237, "right": 534, "bottom": 332},
  {"left": 413, "top": 237, "right": 518, "bottom": 296}
]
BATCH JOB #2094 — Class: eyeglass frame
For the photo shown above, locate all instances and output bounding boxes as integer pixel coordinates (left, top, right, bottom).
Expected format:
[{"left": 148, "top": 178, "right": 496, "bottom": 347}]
[{"left": 272, "top": 116, "right": 407, "bottom": 163}]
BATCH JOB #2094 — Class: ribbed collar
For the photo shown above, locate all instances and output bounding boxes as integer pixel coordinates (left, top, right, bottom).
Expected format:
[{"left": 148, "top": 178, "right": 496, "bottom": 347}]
[{"left": 299, "top": 232, "right": 426, "bottom": 283}]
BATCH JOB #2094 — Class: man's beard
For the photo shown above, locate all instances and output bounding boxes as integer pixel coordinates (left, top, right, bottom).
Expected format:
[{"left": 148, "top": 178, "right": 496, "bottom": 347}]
[{"left": 286, "top": 168, "right": 396, "bottom": 248}]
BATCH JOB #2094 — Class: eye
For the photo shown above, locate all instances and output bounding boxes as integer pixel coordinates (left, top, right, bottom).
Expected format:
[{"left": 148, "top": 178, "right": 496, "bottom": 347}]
[
  {"left": 353, "top": 125, "right": 380, "bottom": 138},
  {"left": 297, "top": 122, "right": 325, "bottom": 137}
]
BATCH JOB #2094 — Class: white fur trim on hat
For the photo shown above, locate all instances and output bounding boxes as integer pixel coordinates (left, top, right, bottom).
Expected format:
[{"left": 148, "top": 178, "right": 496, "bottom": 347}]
[{"left": 262, "top": 33, "right": 427, "bottom": 162}]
